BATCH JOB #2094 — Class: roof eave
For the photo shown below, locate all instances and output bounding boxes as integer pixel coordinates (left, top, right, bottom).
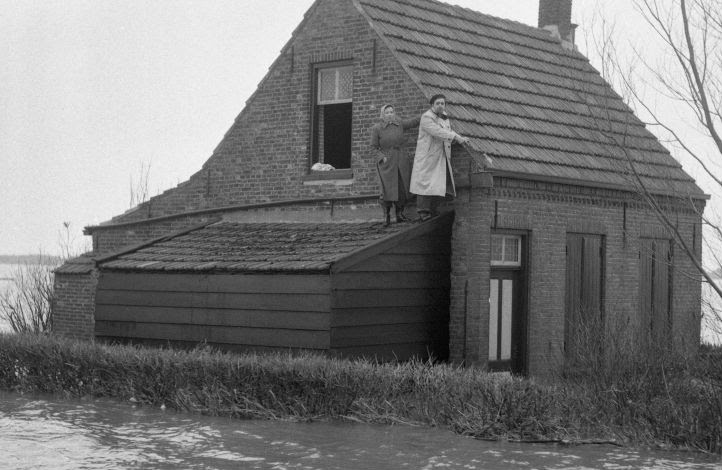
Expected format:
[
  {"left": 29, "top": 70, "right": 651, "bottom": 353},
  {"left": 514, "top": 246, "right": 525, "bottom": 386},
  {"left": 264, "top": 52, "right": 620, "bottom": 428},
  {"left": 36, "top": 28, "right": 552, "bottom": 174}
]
[{"left": 483, "top": 169, "right": 710, "bottom": 201}]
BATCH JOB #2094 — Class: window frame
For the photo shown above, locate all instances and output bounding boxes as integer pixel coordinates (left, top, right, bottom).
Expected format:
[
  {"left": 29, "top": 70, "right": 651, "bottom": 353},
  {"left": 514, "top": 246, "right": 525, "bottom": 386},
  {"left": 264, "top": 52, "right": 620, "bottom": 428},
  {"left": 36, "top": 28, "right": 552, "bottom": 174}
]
[
  {"left": 490, "top": 234, "right": 522, "bottom": 267},
  {"left": 308, "top": 60, "right": 354, "bottom": 173},
  {"left": 316, "top": 65, "right": 353, "bottom": 105}
]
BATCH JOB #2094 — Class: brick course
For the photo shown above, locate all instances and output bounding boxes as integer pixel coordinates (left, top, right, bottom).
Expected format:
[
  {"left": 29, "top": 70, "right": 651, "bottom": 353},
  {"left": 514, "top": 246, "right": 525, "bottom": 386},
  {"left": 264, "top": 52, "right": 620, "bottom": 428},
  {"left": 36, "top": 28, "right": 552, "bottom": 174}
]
[{"left": 53, "top": 271, "right": 98, "bottom": 340}]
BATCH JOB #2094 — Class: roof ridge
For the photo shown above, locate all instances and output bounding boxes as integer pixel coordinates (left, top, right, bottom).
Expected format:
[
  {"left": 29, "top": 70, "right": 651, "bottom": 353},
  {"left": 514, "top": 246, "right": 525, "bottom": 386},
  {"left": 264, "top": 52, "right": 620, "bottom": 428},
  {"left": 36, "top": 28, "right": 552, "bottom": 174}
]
[
  {"left": 360, "top": 0, "right": 582, "bottom": 59},
  {"left": 384, "top": 0, "right": 562, "bottom": 45}
]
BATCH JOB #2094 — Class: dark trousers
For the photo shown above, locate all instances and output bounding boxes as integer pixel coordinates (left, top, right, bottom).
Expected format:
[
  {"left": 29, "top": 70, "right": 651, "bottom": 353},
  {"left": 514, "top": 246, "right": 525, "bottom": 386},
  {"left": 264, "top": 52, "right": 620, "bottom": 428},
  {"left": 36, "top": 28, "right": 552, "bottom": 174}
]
[
  {"left": 381, "top": 172, "right": 408, "bottom": 209},
  {"left": 416, "top": 194, "right": 442, "bottom": 215}
]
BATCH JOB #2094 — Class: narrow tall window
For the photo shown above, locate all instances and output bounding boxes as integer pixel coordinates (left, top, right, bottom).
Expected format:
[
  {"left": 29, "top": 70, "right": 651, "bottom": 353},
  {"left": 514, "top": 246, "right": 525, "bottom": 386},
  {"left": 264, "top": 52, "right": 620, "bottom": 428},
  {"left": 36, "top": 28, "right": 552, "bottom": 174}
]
[{"left": 312, "top": 64, "right": 353, "bottom": 169}]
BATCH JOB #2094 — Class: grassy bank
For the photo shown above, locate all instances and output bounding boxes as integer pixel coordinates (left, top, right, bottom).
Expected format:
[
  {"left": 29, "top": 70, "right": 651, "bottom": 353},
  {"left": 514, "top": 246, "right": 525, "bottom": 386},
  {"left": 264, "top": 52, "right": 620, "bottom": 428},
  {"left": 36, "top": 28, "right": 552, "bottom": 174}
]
[{"left": 0, "top": 333, "right": 720, "bottom": 453}]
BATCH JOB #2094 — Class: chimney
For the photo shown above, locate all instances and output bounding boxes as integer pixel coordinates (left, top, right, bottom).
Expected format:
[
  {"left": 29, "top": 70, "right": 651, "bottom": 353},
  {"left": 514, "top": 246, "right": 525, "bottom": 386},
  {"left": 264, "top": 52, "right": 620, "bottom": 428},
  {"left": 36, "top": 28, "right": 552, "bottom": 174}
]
[{"left": 538, "top": 0, "right": 577, "bottom": 49}]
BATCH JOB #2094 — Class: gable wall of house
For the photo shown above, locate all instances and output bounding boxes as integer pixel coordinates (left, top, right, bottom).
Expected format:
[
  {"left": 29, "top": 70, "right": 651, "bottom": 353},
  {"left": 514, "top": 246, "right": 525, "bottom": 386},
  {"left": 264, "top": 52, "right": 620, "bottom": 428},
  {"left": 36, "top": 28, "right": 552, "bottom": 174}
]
[
  {"left": 450, "top": 178, "right": 702, "bottom": 375},
  {"left": 105, "top": 0, "right": 428, "bottom": 229}
]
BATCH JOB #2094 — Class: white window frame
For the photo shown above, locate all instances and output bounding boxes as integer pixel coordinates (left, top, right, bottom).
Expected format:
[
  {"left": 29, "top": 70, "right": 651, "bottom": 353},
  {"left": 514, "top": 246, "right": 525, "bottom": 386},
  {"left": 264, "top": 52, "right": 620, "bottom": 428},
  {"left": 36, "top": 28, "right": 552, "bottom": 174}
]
[
  {"left": 491, "top": 234, "right": 522, "bottom": 267},
  {"left": 317, "top": 65, "right": 353, "bottom": 105}
]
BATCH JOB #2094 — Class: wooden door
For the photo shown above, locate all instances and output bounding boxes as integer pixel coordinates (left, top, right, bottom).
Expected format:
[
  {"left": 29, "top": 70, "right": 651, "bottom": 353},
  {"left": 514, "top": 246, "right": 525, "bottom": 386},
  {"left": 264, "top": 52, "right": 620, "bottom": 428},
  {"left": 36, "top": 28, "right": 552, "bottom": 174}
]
[
  {"left": 640, "top": 238, "right": 672, "bottom": 345},
  {"left": 565, "top": 234, "right": 604, "bottom": 363},
  {"left": 488, "top": 268, "right": 526, "bottom": 373}
]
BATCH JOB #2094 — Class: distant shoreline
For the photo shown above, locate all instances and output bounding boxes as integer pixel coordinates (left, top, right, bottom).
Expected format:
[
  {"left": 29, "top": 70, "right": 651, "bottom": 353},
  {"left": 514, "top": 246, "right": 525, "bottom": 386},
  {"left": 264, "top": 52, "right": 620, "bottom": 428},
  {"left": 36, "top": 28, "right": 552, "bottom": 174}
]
[{"left": 0, "top": 255, "right": 62, "bottom": 266}]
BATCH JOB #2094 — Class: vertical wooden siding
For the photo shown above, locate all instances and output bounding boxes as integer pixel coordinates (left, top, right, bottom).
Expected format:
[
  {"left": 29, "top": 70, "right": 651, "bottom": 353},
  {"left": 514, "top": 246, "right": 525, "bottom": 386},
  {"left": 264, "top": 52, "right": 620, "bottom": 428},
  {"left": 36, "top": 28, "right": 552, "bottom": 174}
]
[
  {"left": 565, "top": 233, "right": 604, "bottom": 362},
  {"left": 639, "top": 238, "right": 672, "bottom": 344},
  {"left": 329, "top": 225, "right": 452, "bottom": 360},
  {"left": 95, "top": 272, "right": 332, "bottom": 351}
]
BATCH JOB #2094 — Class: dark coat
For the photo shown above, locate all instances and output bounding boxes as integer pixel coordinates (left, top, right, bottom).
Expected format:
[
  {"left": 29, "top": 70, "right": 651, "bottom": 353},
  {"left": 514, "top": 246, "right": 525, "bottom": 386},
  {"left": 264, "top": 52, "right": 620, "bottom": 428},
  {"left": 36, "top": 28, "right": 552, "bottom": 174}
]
[{"left": 369, "top": 116, "right": 420, "bottom": 202}]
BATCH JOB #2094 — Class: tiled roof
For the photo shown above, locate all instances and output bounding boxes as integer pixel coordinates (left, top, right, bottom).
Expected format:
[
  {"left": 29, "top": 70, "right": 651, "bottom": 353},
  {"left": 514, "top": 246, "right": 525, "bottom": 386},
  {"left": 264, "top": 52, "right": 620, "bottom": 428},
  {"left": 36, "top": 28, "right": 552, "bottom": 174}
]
[
  {"left": 54, "top": 253, "right": 96, "bottom": 275},
  {"left": 99, "top": 221, "right": 420, "bottom": 273},
  {"left": 357, "top": 0, "right": 704, "bottom": 197}
]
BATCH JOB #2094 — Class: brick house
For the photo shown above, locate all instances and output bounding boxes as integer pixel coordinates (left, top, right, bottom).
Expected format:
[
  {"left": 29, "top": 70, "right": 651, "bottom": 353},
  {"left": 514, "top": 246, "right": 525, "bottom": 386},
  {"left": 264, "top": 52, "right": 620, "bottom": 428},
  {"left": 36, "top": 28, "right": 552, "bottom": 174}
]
[{"left": 54, "top": 0, "right": 706, "bottom": 375}]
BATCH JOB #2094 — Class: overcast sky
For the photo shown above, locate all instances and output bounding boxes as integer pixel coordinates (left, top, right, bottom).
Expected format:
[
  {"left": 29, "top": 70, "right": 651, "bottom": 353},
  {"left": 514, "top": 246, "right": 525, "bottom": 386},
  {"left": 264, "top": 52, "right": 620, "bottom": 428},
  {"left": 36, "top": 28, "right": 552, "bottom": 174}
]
[{"left": 1, "top": 0, "right": 712, "bottom": 256}]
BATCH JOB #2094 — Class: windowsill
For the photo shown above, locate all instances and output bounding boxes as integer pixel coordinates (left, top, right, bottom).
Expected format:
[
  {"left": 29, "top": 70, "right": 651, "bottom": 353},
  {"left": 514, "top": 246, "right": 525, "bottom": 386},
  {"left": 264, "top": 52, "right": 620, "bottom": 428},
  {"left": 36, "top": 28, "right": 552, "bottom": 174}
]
[{"left": 303, "top": 169, "right": 353, "bottom": 185}]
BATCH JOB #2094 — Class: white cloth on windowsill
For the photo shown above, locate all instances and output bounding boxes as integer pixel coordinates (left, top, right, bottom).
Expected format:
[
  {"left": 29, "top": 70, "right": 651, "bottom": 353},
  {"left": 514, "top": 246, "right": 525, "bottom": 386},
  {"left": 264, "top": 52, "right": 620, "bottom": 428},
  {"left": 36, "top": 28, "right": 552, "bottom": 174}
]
[{"left": 311, "top": 162, "right": 336, "bottom": 171}]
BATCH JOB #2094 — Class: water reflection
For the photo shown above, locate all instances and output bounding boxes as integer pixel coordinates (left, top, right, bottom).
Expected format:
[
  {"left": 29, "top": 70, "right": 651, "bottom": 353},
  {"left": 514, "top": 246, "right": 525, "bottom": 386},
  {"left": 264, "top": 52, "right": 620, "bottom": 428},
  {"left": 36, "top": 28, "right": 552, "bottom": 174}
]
[{"left": 0, "top": 391, "right": 719, "bottom": 469}]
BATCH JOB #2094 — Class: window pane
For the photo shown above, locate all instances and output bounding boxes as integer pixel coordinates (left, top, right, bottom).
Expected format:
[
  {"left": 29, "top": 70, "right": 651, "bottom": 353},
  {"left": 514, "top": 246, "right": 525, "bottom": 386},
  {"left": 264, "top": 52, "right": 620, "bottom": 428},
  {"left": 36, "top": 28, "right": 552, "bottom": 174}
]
[
  {"left": 489, "top": 279, "right": 499, "bottom": 360},
  {"left": 504, "top": 237, "right": 519, "bottom": 263},
  {"left": 501, "top": 280, "right": 513, "bottom": 360},
  {"left": 337, "top": 67, "right": 353, "bottom": 100},
  {"left": 318, "top": 69, "right": 337, "bottom": 103},
  {"left": 491, "top": 235, "right": 503, "bottom": 262}
]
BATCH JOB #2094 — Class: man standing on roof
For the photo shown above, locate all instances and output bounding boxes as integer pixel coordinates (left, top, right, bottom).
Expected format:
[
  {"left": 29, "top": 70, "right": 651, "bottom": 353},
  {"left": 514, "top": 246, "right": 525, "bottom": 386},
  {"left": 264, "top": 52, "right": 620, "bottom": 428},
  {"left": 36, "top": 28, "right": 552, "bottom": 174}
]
[{"left": 410, "top": 94, "right": 470, "bottom": 221}]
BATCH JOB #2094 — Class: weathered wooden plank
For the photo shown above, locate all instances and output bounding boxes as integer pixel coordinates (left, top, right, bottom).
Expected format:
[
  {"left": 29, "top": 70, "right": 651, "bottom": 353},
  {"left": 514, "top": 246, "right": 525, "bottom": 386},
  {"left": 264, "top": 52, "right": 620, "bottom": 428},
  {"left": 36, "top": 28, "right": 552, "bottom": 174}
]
[
  {"left": 331, "top": 306, "right": 448, "bottom": 327},
  {"left": 331, "top": 212, "right": 453, "bottom": 273},
  {"left": 98, "top": 272, "right": 330, "bottom": 294},
  {"left": 95, "top": 321, "right": 330, "bottom": 349},
  {"left": 332, "top": 271, "right": 450, "bottom": 290},
  {"left": 342, "top": 254, "right": 450, "bottom": 272},
  {"left": 95, "top": 305, "right": 330, "bottom": 330},
  {"left": 581, "top": 235, "right": 602, "bottom": 320},
  {"left": 385, "top": 236, "right": 451, "bottom": 255},
  {"left": 97, "top": 337, "right": 327, "bottom": 354},
  {"left": 330, "top": 322, "right": 447, "bottom": 347},
  {"left": 565, "top": 234, "right": 583, "bottom": 358},
  {"left": 332, "top": 288, "right": 448, "bottom": 309},
  {"left": 95, "top": 290, "right": 331, "bottom": 312}
]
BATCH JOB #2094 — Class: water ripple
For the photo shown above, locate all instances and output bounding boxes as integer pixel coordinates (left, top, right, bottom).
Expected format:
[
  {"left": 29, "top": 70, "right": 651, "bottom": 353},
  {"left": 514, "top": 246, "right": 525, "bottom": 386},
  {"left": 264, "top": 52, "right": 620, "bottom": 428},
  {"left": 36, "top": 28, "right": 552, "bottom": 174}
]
[{"left": 0, "top": 391, "right": 719, "bottom": 470}]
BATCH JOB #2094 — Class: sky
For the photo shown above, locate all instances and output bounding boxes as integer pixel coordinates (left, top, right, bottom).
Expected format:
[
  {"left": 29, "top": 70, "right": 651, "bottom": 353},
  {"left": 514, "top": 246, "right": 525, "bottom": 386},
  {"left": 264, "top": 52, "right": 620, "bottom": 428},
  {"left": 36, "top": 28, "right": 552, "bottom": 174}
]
[{"left": 1, "top": 0, "right": 716, "bottom": 256}]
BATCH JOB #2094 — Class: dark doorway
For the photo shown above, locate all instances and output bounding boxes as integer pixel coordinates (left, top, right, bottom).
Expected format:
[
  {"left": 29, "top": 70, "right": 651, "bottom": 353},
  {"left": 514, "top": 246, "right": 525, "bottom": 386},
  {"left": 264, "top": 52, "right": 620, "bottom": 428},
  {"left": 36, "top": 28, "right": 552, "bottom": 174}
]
[{"left": 488, "top": 233, "right": 528, "bottom": 374}]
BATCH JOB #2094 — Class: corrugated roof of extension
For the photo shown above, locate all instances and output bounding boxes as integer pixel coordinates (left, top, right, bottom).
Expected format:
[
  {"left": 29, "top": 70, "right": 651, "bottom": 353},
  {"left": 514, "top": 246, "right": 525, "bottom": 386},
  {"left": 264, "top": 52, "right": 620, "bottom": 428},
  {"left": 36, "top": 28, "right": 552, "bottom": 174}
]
[
  {"left": 355, "top": 0, "right": 705, "bottom": 198},
  {"left": 98, "top": 216, "right": 449, "bottom": 273}
]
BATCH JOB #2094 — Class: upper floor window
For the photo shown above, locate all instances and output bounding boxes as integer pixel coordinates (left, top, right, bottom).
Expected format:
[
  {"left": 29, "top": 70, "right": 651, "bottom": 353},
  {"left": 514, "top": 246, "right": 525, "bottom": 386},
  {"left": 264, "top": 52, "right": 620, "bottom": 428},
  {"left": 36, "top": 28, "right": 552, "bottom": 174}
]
[{"left": 312, "top": 63, "right": 353, "bottom": 170}]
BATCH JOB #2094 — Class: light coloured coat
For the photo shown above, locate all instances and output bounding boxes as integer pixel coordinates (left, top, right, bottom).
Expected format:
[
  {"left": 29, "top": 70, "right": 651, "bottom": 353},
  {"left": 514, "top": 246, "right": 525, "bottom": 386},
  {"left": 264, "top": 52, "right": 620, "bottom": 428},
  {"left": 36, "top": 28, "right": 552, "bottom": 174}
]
[{"left": 410, "top": 109, "right": 460, "bottom": 197}]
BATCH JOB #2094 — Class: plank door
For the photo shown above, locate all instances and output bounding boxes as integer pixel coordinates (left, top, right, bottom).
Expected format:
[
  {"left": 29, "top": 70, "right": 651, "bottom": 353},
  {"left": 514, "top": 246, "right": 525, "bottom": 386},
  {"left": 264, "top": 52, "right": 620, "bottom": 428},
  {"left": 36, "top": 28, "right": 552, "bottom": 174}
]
[
  {"left": 488, "top": 234, "right": 527, "bottom": 374},
  {"left": 565, "top": 233, "right": 604, "bottom": 364},
  {"left": 640, "top": 238, "right": 672, "bottom": 345}
]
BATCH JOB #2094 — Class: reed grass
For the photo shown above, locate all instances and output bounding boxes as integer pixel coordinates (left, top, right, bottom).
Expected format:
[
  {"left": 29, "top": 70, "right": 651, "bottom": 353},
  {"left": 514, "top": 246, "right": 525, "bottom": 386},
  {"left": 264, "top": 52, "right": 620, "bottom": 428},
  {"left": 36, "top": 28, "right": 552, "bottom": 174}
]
[{"left": 0, "top": 332, "right": 719, "bottom": 453}]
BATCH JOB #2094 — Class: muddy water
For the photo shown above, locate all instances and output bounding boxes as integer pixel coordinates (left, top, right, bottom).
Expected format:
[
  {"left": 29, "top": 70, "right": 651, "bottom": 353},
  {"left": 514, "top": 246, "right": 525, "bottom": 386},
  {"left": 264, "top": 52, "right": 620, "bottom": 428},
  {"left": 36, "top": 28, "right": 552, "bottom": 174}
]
[{"left": 0, "top": 392, "right": 719, "bottom": 469}]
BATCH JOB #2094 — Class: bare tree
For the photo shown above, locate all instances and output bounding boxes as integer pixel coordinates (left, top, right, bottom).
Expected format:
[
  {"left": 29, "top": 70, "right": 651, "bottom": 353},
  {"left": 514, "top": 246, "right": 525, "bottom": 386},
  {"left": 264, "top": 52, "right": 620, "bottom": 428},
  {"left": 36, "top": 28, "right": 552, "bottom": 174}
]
[
  {"left": 578, "top": 0, "right": 722, "bottom": 340},
  {"left": 129, "top": 160, "right": 152, "bottom": 208},
  {"left": 0, "top": 222, "right": 89, "bottom": 334}
]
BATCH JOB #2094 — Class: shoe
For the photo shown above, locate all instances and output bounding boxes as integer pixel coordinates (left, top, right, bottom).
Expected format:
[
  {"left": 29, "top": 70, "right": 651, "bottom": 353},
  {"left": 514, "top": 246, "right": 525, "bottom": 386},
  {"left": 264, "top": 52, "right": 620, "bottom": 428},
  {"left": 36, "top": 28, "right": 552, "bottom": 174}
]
[
  {"left": 417, "top": 212, "right": 432, "bottom": 222},
  {"left": 395, "top": 208, "right": 409, "bottom": 223}
]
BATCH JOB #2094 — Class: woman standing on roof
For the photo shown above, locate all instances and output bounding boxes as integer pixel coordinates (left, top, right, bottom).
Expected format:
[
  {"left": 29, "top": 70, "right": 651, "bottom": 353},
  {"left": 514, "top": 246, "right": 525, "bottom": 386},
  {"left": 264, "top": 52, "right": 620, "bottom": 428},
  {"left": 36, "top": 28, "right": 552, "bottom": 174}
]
[{"left": 369, "top": 104, "right": 421, "bottom": 226}]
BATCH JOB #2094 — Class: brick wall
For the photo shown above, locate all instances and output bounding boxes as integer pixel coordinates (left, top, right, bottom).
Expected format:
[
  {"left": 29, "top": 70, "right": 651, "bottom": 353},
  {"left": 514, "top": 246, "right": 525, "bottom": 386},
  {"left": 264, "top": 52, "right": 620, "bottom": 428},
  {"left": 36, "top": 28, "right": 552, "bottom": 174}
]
[
  {"left": 105, "top": 0, "right": 429, "bottom": 227},
  {"left": 53, "top": 271, "right": 98, "bottom": 340},
  {"left": 450, "top": 176, "right": 703, "bottom": 375}
]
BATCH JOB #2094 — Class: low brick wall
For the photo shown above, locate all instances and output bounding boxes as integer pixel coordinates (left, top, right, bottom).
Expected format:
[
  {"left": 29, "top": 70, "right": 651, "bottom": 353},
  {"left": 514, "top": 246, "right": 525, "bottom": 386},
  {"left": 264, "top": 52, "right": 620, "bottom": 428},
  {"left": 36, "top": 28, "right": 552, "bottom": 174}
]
[{"left": 53, "top": 271, "right": 98, "bottom": 340}]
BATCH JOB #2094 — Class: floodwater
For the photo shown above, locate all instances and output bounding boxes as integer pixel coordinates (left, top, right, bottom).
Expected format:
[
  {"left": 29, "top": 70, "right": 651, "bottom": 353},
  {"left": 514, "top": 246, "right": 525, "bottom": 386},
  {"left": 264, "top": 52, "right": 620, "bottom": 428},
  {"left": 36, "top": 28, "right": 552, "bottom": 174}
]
[{"left": 0, "top": 392, "right": 719, "bottom": 470}]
